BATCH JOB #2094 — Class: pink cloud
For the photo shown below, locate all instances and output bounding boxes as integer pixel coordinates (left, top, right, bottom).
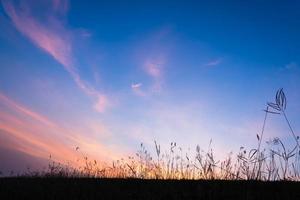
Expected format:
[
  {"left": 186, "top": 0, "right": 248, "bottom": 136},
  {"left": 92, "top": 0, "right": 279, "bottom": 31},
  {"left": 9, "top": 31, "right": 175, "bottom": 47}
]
[
  {"left": 0, "top": 93, "right": 56, "bottom": 127},
  {"left": 0, "top": 98, "right": 78, "bottom": 164},
  {"left": 2, "top": 0, "right": 110, "bottom": 113},
  {"left": 144, "top": 56, "right": 165, "bottom": 93},
  {"left": 144, "top": 60, "right": 163, "bottom": 78},
  {"left": 94, "top": 95, "right": 110, "bottom": 113},
  {"left": 2, "top": 1, "right": 72, "bottom": 68},
  {"left": 0, "top": 92, "right": 119, "bottom": 165},
  {"left": 131, "top": 56, "right": 165, "bottom": 97},
  {"left": 132, "top": 27, "right": 172, "bottom": 97},
  {"left": 0, "top": 123, "right": 76, "bottom": 163}
]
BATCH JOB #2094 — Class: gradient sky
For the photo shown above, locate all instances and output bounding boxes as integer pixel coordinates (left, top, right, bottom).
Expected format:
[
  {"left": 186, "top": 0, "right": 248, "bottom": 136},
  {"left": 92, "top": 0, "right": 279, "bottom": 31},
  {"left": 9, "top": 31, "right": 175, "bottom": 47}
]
[{"left": 1, "top": 0, "right": 300, "bottom": 174}]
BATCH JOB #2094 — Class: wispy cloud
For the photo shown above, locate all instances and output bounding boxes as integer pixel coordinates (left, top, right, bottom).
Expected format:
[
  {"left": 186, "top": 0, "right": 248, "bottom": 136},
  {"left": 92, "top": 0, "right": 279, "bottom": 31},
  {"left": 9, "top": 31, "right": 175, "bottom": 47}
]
[
  {"left": 205, "top": 58, "right": 222, "bottom": 67},
  {"left": 131, "top": 26, "right": 173, "bottom": 97},
  {"left": 2, "top": 0, "right": 110, "bottom": 112},
  {"left": 0, "top": 92, "right": 119, "bottom": 165},
  {"left": 0, "top": 93, "right": 78, "bottom": 164},
  {"left": 285, "top": 62, "right": 298, "bottom": 70},
  {"left": 144, "top": 59, "right": 163, "bottom": 78},
  {"left": 144, "top": 56, "right": 165, "bottom": 93},
  {"left": 132, "top": 55, "right": 165, "bottom": 96},
  {"left": 93, "top": 95, "right": 109, "bottom": 113},
  {"left": 131, "top": 83, "right": 142, "bottom": 89},
  {"left": 131, "top": 82, "right": 146, "bottom": 96},
  {"left": 2, "top": 0, "right": 72, "bottom": 68},
  {"left": 0, "top": 93, "right": 56, "bottom": 127}
]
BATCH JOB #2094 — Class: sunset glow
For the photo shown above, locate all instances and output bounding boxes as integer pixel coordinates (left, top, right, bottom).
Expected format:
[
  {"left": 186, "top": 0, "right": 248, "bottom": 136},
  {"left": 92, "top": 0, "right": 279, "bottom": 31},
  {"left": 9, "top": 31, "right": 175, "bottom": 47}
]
[{"left": 0, "top": 0, "right": 300, "bottom": 175}]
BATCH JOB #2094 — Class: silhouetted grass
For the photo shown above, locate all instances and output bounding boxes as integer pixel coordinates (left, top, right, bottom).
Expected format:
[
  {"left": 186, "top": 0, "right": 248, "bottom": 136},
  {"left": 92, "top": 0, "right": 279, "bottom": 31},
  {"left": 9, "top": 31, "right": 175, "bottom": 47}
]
[
  {"left": 1, "top": 89, "right": 300, "bottom": 199},
  {"left": 1, "top": 88, "right": 298, "bottom": 181}
]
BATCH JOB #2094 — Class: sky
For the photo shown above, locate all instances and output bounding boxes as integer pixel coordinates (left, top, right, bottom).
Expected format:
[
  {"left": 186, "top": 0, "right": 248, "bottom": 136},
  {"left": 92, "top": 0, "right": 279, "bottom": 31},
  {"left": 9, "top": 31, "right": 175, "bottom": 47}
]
[{"left": 0, "top": 0, "right": 300, "bottom": 174}]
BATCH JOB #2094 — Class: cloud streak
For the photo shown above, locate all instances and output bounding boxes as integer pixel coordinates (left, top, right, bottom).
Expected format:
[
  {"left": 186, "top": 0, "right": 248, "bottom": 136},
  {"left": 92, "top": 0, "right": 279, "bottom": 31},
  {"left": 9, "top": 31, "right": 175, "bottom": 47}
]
[
  {"left": 0, "top": 92, "right": 120, "bottom": 166},
  {"left": 2, "top": 0, "right": 72, "bottom": 68},
  {"left": 205, "top": 58, "right": 222, "bottom": 67},
  {"left": 131, "top": 82, "right": 145, "bottom": 96},
  {"left": 0, "top": 93, "right": 56, "bottom": 127},
  {"left": 2, "top": 0, "right": 110, "bottom": 112},
  {"left": 131, "top": 83, "right": 142, "bottom": 89},
  {"left": 0, "top": 100, "right": 78, "bottom": 164}
]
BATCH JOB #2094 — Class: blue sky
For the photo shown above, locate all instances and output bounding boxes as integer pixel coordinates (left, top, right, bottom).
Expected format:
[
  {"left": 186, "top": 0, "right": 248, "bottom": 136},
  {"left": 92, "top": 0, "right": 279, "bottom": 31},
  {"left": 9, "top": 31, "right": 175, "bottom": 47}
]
[{"left": 0, "top": 0, "right": 300, "bottom": 173}]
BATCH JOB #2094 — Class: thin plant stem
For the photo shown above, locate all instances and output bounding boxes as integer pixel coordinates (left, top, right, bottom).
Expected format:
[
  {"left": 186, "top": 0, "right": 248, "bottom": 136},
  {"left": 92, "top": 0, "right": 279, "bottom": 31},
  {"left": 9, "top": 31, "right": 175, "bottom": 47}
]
[
  {"left": 252, "top": 106, "right": 269, "bottom": 179},
  {"left": 282, "top": 110, "right": 300, "bottom": 172},
  {"left": 282, "top": 111, "right": 299, "bottom": 147},
  {"left": 258, "top": 106, "right": 269, "bottom": 151}
]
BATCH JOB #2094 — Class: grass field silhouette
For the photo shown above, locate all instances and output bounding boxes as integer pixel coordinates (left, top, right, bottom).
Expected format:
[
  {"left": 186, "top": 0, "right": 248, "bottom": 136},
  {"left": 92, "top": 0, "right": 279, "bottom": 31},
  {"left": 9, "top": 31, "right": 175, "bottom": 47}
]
[
  {"left": 1, "top": 89, "right": 300, "bottom": 200},
  {"left": 7, "top": 88, "right": 298, "bottom": 181}
]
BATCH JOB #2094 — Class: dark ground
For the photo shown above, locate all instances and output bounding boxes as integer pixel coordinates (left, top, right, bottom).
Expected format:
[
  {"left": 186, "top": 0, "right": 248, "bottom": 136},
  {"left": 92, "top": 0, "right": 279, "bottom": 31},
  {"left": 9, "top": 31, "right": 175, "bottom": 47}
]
[{"left": 0, "top": 178, "right": 300, "bottom": 200}]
